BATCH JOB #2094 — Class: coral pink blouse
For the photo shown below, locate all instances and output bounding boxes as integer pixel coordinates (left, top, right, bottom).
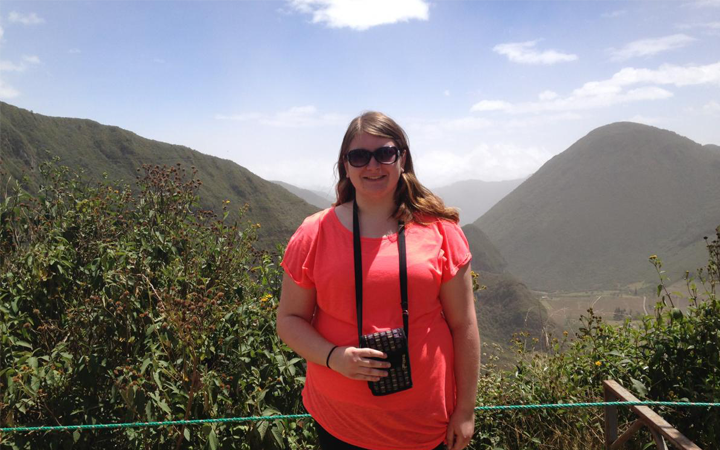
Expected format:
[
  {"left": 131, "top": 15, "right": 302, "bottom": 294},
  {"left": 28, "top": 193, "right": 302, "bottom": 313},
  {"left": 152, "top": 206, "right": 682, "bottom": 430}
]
[{"left": 281, "top": 207, "right": 471, "bottom": 450}]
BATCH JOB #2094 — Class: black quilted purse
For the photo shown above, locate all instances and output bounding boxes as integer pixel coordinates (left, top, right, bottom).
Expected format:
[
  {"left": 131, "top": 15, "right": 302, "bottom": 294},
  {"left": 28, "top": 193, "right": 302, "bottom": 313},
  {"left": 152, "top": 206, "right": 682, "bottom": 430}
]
[{"left": 353, "top": 201, "right": 413, "bottom": 396}]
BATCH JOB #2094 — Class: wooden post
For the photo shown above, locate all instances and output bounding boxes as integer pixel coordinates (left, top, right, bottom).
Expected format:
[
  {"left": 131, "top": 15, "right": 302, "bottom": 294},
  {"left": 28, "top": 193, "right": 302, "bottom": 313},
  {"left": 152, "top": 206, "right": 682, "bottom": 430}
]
[
  {"left": 603, "top": 380, "right": 702, "bottom": 450},
  {"left": 605, "top": 382, "right": 618, "bottom": 449}
]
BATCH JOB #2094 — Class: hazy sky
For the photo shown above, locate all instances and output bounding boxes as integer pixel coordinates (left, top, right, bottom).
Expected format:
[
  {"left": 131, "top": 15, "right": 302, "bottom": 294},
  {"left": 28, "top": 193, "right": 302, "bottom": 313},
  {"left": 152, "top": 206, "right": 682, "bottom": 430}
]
[{"left": 1, "top": 0, "right": 719, "bottom": 193}]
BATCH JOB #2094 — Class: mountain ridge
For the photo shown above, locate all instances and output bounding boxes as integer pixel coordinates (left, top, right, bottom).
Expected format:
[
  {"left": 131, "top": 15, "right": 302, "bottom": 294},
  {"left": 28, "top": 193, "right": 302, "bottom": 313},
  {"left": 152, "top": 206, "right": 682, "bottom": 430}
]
[
  {"left": 433, "top": 178, "right": 525, "bottom": 225},
  {"left": 475, "top": 121, "right": 720, "bottom": 291},
  {"left": 0, "top": 101, "right": 319, "bottom": 247}
]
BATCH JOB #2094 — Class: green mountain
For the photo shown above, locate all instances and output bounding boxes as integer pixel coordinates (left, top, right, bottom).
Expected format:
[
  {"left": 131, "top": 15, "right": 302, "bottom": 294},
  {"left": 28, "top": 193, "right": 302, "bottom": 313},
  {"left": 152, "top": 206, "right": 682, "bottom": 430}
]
[
  {"left": 475, "top": 122, "right": 720, "bottom": 291},
  {"left": 434, "top": 178, "right": 525, "bottom": 225},
  {"left": 0, "top": 101, "right": 318, "bottom": 247}
]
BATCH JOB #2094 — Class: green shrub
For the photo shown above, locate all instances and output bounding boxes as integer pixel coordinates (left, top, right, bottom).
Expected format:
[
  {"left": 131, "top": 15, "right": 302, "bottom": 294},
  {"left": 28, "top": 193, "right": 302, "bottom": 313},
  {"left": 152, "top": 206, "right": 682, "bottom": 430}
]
[
  {"left": 0, "top": 161, "right": 313, "bottom": 449},
  {"left": 471, "top": 227, "right": 719, "bottom": 449}
]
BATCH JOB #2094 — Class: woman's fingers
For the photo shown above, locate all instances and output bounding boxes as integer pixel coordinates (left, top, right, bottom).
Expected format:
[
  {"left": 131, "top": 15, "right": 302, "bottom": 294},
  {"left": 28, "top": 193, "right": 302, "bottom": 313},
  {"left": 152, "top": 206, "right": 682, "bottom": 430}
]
[
  {"left": 357, "top": 374, "right": 382, "bottom": 381},
  {"left": 359, "top": 357, "right": 392, "bottom": 369},
  {"left": 358, "top": 348, "right": 387, "bottom": 359},
  {"left": 330, "top": 346, "right": 393, "bottom": 380}
]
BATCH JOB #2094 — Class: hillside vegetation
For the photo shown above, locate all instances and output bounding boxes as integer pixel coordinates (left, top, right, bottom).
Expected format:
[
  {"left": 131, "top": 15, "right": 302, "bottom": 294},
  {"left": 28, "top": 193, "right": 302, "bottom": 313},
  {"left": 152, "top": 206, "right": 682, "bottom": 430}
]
[
  {"left": 0, "top": 101, "right": 318, "bottom": 248},
  {"left": 476, "top": 122, "right": 720, "bottom": 291},
  {"left": 461, "top": 223, "right": 550, "bottom": 353},
  {"left": 2, "top": 162, "right": 718, "bottom": 449}
]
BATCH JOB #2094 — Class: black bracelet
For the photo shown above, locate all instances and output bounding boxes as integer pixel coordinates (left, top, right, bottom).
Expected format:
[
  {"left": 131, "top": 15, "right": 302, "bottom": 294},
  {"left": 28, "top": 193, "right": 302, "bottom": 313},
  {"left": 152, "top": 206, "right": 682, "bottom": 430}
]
[{"left": 326, "top": 345, "right": 339, "bottom": 369}]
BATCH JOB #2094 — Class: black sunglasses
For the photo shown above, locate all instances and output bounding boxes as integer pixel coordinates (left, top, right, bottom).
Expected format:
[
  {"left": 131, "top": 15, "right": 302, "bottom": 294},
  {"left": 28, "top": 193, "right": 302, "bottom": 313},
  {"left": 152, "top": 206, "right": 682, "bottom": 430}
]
[{"left": 346, "top": 146, "right": 402, "bottom": 168}]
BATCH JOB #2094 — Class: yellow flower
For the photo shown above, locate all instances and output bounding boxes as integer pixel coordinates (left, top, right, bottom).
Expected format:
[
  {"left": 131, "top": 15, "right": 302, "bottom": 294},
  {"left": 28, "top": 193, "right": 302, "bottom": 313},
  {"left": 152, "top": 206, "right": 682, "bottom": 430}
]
[
  {"left": 595, "top": 361, "right": 602, "bottom": 367},
  {"left": 260, "top": 294, "right": 272, "bottom": 303},
  {"left": 224, "top": 200, "right": 230, "bottom": 204},
  {"left": 649, "top": 254, "right": 658, "bottom": 260}
]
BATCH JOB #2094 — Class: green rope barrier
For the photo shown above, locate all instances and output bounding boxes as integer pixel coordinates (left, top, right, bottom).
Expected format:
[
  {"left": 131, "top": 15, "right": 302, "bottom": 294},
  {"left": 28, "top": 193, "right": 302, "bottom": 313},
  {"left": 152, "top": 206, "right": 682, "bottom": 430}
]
[{"left": 1, "top": 401, "right": 718, "bottom": 434}]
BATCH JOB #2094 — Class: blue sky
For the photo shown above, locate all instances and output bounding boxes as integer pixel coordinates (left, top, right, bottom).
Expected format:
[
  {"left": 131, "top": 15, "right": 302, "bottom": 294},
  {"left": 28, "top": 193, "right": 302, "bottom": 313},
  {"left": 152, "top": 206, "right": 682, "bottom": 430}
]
[{"left": 1, "top": 0, "right": 719, "bottom": 192}]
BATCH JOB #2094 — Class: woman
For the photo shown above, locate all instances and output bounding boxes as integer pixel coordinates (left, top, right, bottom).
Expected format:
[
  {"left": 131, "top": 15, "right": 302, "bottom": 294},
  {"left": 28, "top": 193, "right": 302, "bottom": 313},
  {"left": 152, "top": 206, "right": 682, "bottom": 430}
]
[{"left": 277, "top": 112, "right": 480, "bottom": 450}]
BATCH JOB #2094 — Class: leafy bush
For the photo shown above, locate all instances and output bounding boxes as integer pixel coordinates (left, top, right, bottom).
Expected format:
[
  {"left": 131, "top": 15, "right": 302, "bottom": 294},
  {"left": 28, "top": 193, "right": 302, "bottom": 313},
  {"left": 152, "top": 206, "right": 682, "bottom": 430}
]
[
  {"left": 0, "top": 161, "right": 313, "bottom": 449},
  {"left": 472, "top": 226, "right": 719, "bottom": 449}
]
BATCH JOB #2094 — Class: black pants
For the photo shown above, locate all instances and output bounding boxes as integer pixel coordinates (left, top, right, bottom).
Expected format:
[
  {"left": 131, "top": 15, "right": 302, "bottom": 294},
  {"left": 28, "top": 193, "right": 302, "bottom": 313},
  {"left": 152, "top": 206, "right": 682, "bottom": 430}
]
[{"left": 316, "top": 422, "right": 447, "bottom": 450}]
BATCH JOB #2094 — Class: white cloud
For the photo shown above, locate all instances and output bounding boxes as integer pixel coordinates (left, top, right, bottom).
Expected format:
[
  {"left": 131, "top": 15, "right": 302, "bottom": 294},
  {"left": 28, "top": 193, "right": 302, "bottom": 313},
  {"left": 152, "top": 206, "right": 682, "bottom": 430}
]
[
  {"left": 0, "top": 25, "right": 4, "bottom": 41},
  {"left": 8, "top": 11, "right": 45, "bottom": 25},
  {"left": 216, "top": 112, "right": 265, "bottom": 121},
  {"left": 288, "top": 0, "right": 429, "bottom": 31},
  {"left": 602, "top": 10, "right": 627, "bottom": 18},
  {"left": 405, "top": 112, "right": 580, "bottom": 143},
  {"left": 0, "top": 56, "right": 42, "bottom": 72},
  {"left": 0, "top": 60, "right": 25, "bottom": 72},
  {"left": 628, "top": 115, "right": 664, "bottom": 125},
  {"left": 538, "top": 90, "right": 558, "bottom": 101},
  {"left": 476, "top": 87, "right": 672, "bottom": 114},
  {"left": 470, "top": 61, "right": 720, "bottom": 115},
  {"left": 684, "top": 0, "right": 720, "bottom": 7},
  {"left": 216, "top": 106, "right": 349, "bottom": 128},
  {"left": 493, "top": 40, "right": 577, "bottom": 65},
  {"left": 703, "top": 100, "right": 720, "bottom": 113},
  {"left": 608, "top": 34, "right": 696, "bottom": 61},
  {"left": 602, "top": 62, "right": 720, "bottom": 87},
  {"left": 0, "top": 79, "right": 20, "bottom": 98},
  {"left": 438, "top": 116, "right": 494, "bottom": 131},
  {"left": 470, "top": 100, "right": 512, "bottom": 112},
  {"left": 68, "top": 48, "right": 82, "bottom": 54},
  {"left": 415, "top": 143, "right": 552, "bottom": 185},
  {"left": 676, "top": 21, "right": 720, "bottom": 31},
  {"left": 503, "top": 113, "right": 582, "bottom": 128},
  {"left": 22, "top": 55, "right": 41, "bottom": 64},
  {"left": 153, "top": 58, "right": 166, "bottom": 64},
  {"left": 444, "top": 90, "right": 450, "bottom": 97}
]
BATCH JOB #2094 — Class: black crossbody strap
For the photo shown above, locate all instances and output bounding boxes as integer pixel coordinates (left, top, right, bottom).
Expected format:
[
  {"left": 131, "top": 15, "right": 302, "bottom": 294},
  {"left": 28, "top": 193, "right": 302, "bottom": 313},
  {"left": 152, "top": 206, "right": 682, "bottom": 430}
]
[
  {"left": 353, "top": 201, "right": 364, "bottom": 345},
  {"left": 398, "top": 222, "right": 408, "bottom": 339},
  {"left": 352, "top": 201, "right": 408, "bottom": 345}
]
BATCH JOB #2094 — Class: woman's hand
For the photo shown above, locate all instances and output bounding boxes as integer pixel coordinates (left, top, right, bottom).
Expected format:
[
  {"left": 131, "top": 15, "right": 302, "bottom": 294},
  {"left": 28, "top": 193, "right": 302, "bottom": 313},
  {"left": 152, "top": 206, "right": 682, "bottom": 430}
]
[
  {"left": 328, "top": 346, "right": 391, "bottom": 381},
  {"left": 445, "top": 407, "right": 474, "bottom": 450}
]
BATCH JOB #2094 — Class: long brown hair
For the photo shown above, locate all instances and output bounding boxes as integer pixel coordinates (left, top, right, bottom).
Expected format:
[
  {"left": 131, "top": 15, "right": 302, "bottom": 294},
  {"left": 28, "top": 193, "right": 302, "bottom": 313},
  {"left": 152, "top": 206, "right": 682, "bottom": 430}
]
[{"left": 334, "top": 111, "right": 459, "bottom": 224}]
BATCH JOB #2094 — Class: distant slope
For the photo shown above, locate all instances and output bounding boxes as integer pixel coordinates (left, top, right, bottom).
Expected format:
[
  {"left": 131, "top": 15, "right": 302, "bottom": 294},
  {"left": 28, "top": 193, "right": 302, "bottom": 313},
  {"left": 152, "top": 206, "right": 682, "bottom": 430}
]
[
  {"left": 462, "top": 223, "right": 507, "bottom": 273},
  {"left": 461, "top": 222, "right": 547, "bottom": 348},
  {"left": 475, "top": 271, "right": 549, "bottom": 350},
  {"left": 273, "top": 180, "right": 332, "bottom": 209},
  {"left": 475, "top": 122, "right": 720, "bottom": 291},
  {"left": 434, "top": 178, "right": 525, "bottom": 225},
  {"left": 0, "top": 101, "right": 318, "bottom": 247}
]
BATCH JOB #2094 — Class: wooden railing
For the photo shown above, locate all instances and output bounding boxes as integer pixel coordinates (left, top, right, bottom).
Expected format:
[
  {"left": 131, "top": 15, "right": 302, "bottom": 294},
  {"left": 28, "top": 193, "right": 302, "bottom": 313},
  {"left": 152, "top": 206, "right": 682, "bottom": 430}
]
[{"left": 603, "top": 380, "right": 702, "bottom": 450}]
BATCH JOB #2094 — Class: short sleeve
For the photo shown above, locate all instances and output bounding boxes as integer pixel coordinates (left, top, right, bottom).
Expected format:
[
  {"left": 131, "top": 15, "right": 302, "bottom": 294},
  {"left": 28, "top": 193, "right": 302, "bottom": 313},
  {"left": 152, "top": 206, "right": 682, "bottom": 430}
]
[
  {"left": 438, "top": 220, "right": 472, "bottom": 283},
  {"left": 281, "top": 218, "right": 318, "bottom": 289}
]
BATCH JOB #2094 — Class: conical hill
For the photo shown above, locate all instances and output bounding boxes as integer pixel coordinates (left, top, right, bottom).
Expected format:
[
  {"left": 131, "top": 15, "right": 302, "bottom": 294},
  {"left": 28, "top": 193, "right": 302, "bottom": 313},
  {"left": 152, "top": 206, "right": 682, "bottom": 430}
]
[{"left": 474, "top": 122, "right": 720, "bottom": 291}]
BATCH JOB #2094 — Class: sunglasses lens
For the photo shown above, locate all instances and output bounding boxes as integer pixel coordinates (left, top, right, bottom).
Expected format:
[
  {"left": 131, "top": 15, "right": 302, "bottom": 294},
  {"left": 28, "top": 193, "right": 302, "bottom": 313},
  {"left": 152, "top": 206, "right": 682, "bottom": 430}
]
[
  {"left": 347, "top": 150, "right": 371, "bottom": 167},
  {"left": 376, "top": 147, "right": 398, "bottom": 164}
]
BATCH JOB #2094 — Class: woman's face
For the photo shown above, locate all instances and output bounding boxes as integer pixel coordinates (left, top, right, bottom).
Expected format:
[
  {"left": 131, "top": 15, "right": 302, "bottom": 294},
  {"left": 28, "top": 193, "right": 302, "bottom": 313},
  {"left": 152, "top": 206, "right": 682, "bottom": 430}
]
[{"left": 344, "top": 132, "right": 406, "bottom": 202}]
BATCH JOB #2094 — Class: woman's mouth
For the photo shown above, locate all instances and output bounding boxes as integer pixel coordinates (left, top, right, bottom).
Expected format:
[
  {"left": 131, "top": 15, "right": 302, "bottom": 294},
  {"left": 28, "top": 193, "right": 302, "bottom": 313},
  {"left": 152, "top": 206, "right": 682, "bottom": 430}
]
[{"left": 364, "top": 175, "right": 386, "bottom": 181}]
